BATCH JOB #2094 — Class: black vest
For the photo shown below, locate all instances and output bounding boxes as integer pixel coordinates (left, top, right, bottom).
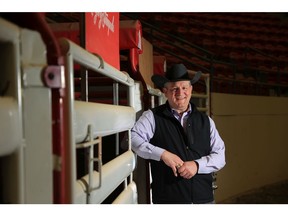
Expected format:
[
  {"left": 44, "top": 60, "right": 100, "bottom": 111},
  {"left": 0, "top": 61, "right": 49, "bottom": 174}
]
[{"left": 150, "top": 102, "right": 213, "bottom": 204}]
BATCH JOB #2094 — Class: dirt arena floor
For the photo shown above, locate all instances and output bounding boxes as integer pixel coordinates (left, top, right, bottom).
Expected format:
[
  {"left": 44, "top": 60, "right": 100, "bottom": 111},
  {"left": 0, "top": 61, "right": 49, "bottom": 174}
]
[{"left": 219, "top": 180, "right": 288, "bottom": 204}]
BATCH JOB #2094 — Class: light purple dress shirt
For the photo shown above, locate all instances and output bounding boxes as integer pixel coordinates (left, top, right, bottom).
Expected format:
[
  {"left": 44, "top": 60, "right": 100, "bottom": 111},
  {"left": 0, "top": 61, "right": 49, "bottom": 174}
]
[{"left": 131, "top": 104, "right": 226, "bottom": 174}]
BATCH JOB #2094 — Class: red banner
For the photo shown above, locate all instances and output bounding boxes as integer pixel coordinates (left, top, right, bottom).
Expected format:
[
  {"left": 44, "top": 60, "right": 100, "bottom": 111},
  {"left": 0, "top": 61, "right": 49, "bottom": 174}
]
[{"left": 85, "top": 12, "right": 120, "bottom": 70}]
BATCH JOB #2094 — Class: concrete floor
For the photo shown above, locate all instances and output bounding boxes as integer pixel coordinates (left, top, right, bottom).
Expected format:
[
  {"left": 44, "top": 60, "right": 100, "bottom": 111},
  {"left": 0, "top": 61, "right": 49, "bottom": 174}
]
[{"left": 219, "top": 180, "right": 288, "bottom": 204}]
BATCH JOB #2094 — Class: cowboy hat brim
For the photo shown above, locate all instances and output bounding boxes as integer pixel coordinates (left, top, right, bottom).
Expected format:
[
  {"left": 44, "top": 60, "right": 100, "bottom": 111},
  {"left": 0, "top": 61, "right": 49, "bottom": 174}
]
[{"left": 151, "top": 71, "right": 202, "bottom": 89}]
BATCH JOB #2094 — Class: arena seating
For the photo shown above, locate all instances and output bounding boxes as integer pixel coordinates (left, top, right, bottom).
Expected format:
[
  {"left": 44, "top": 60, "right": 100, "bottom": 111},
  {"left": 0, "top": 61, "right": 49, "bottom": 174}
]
[{"left": 121, "top": 13, "right": 288, "bottom": 96}]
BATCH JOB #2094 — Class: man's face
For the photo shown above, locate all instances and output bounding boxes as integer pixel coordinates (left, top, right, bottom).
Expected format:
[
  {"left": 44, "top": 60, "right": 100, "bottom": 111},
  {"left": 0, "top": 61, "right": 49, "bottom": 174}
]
[{"left": 163, "top": 80, "right": 192, "bottom": 113}]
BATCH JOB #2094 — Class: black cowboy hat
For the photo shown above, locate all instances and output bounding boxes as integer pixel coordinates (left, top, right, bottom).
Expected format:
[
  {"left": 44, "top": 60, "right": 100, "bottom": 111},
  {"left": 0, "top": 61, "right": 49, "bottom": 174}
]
[{"left": 151, "top": 63, "right": 202, "bottom": 89}]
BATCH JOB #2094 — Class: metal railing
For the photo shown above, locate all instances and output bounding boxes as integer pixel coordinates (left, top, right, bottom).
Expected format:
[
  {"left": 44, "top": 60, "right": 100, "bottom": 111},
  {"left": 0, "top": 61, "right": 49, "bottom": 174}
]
[{"left": 59, "top": 38, "right": 138, "bottom": 204}]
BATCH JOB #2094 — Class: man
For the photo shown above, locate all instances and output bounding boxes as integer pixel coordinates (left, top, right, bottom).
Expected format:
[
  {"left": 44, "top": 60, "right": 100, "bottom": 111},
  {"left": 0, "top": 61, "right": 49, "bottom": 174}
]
[{"left": 131, "top": 63, "right": 226, "bottom": 204}]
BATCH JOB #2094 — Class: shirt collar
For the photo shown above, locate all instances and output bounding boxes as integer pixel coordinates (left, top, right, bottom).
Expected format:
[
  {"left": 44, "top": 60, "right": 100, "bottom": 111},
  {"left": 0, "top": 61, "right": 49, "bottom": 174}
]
[{"left": 171, "top": 103, "right": 192, "bottom": 116}]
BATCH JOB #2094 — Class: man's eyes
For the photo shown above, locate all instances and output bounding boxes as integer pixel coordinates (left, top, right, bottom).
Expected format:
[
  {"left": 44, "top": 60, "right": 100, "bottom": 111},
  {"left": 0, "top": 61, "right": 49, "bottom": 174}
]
[{"left": 170, "top": 87, "right": 189, "bottom": 92}]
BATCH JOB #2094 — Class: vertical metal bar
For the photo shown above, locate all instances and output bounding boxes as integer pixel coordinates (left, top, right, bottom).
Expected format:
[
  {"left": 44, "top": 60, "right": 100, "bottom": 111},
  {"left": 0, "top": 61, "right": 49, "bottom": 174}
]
[
  {"left": 127, "top": 130, "right": 131, "bottom": 151},
  {"left": 63, "top": 53, "right": 76, "bottom": 203},
  {"left": 113, "top": 82, "right": 119, "bottom": 156},
  {"left": 16, "top": 33, "right": 25, "bottom": 204},
  {"left": 151, "top": 95, "right": 155, "bottom": 108},
  {"left": 113, "top": 82, "right": 119, "bottom": 105},
  {"left": 81, "top": 69, "right": 88, "bottom": 102},
  {"left": 128, "top": 85, "right": 135, "bottom": 109},
  {"left": 98, "top": 136, "right": 102, "bottom": 190},
  {"left": 127, "top": 129, "right": 133, "bottom": 183},
  {"left": 128, "top": 84, "right": 135, "bottom": 190},
  {"left": 87, "top": 125, "right": 93, "bottom": 204},
  {"left": 89, "top": 137, "right": 102, "bottom": 193}
]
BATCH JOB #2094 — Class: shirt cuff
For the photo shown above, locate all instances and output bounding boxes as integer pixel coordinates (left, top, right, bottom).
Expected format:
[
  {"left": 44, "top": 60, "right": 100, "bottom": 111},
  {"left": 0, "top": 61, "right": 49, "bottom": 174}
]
[
  {"left": 151, "top": 146, "right": 165, "bottom": 161},
  {"left": 195, "top": 159, "right": 204, "bottom": 173}
]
